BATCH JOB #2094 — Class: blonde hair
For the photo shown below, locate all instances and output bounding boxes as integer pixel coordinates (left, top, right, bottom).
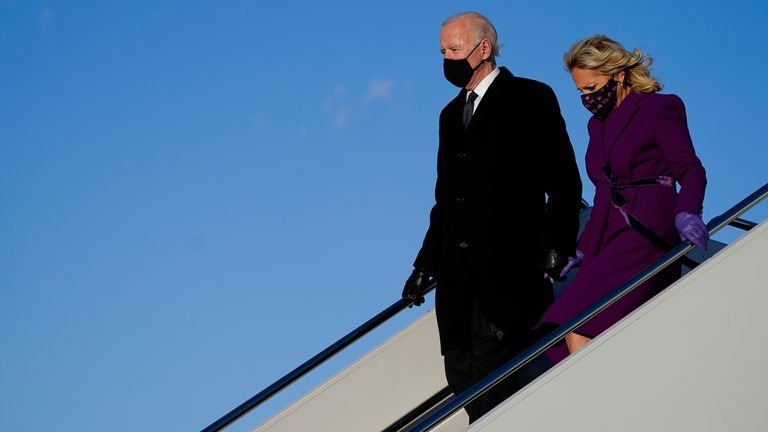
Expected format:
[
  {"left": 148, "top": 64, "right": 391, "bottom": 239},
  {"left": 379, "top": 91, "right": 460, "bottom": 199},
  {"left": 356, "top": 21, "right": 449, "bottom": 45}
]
[{"left": 564, "top": 35, "right": 662, "bottom": 93}]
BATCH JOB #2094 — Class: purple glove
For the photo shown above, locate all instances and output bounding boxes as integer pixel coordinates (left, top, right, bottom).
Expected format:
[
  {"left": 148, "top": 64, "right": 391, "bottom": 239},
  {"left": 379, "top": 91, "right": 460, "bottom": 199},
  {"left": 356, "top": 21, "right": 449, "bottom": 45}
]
[
  {"left": 559, "top": 250, "right": 584, "bottom": 279},
  {"left": 675, "top": 211, "right": 709, "bottom": 250}
]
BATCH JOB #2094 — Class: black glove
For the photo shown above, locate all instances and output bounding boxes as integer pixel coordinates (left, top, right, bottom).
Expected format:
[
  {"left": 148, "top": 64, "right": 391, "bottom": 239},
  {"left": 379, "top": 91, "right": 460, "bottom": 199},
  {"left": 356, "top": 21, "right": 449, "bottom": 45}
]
[
  {"left": 402, "top": 268, "right": 431, "bottom": 307},
  {"left": 543, "top": 250, "right": 567, "bottom": 283}
]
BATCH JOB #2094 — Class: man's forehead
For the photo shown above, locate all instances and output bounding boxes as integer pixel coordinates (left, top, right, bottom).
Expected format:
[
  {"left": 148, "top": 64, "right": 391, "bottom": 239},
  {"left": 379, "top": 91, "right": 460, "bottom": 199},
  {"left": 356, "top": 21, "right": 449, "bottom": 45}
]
[
  {"left": 441, "top": 22, "right": 469, "bottom": 43},
  {"left": 443, "top": 19, "right": 467, "bottom": 33}
]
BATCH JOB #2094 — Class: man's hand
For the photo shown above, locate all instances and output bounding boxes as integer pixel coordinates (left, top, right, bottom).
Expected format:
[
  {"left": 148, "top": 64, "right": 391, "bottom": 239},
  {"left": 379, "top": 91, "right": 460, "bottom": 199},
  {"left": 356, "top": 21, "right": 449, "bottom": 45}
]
[
  {"left": 402, "top": 268, "right": 431, "bottom": 307},
  {"left": 543, "top": 250, "right": 567, "bottom": 283}
]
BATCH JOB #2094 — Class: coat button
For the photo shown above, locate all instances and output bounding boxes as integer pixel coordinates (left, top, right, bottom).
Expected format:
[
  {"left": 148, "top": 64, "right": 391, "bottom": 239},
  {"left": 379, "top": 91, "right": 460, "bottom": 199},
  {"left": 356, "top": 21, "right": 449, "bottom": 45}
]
[
  {"left": 457, "top": 152, "right": 466, "bottom": 158},
  {"left": 458, "top": 242, "right": 468, "bottom": 248},
  {"left": 456, "top": 196, "right": 465, "bottom": 202}
]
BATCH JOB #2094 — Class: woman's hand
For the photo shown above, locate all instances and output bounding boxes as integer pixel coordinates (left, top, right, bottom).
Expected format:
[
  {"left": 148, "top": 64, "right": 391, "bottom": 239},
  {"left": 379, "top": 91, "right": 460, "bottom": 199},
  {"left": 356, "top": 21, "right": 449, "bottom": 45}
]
[
  {"left": 675, "top": 211, "right": 709, "bottom": 250},
  {"left": 559, "top": 250, "right": 584, "bottom": 279}
]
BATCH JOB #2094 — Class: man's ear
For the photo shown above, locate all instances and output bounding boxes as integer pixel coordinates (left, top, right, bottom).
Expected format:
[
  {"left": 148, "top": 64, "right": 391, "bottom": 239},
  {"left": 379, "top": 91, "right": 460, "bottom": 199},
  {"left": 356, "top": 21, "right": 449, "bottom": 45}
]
[{"left": 481, "top": 39, "right": 491, "bottom": 60}]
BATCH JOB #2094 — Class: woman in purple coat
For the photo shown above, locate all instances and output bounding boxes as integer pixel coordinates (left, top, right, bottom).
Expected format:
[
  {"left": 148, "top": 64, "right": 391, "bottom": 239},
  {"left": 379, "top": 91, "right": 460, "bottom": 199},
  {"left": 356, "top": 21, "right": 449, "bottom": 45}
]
[{"left": 538, "top": 35, "right": 709, "bottom": 359}]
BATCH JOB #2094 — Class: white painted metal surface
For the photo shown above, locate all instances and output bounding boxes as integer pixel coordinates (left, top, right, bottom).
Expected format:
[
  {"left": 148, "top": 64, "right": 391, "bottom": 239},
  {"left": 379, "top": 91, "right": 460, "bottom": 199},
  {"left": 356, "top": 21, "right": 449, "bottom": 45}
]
[
  {"left": 469, "top": 221, "right": 768, "bottom": 432},
  {"left": 252, "top": 311, "right": 469, "bottom": 432}
]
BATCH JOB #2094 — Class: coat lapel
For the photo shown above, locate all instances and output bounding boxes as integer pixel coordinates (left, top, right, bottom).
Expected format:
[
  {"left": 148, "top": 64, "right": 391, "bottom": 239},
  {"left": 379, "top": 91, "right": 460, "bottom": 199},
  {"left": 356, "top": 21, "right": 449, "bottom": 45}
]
[
  {"left": 469, "top": 67, "right": 510, "bottom": 130},
  {"left": 602, "top": 91, "right": 649, "bottom": 161}
]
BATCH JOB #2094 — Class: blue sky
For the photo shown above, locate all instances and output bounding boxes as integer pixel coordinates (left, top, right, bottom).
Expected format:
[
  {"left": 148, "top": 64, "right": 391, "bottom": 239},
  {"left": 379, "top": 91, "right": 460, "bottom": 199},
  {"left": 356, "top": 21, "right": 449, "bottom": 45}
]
[{"left": 2, "top": 1, "right": 767, "bottom": 431}]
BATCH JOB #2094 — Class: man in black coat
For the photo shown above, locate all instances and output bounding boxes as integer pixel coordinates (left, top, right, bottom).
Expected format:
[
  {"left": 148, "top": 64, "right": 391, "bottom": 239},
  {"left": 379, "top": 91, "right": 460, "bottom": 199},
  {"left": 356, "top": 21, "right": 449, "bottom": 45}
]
[{"left": 402, "top": 11, "right": 583, "bottom": 422}]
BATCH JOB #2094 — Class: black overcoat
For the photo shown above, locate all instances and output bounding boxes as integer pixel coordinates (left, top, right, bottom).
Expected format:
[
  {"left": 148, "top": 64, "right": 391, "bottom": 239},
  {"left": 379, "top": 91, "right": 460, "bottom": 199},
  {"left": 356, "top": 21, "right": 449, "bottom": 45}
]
[{"left": 414, "top": 67, "right": 582, "bottom": 353}]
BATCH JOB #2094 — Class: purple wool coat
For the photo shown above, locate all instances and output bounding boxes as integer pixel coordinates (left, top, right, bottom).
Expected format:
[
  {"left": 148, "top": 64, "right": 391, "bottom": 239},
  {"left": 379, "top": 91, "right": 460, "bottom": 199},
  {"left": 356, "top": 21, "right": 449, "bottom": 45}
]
[{"left": 538, "top": 91, "right": 706, "bottom": 359}]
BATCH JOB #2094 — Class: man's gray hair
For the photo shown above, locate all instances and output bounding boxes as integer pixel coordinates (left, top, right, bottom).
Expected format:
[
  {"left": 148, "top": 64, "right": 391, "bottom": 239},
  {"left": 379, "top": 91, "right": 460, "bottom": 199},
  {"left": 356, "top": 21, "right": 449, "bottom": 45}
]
[{"left": 443, "top": 11, "right": 501, "bottom": 58}]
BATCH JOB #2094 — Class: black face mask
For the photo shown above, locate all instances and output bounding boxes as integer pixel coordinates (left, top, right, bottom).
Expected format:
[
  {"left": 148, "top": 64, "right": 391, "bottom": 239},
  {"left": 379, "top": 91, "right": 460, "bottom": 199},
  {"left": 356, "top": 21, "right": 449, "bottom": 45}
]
[
  {"left": 581, "top": 79, "right": 618, "bottom": 120},
  {"left": 443, "top": 41, "right": 484, "bottom": 88}
]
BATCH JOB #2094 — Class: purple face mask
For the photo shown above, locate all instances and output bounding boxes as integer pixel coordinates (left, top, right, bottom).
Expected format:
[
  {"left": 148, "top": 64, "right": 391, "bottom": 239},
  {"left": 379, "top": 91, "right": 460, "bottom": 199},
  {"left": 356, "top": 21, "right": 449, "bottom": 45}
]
[{"left": 581, "top": 79, "right": 618, "bottom": 120}]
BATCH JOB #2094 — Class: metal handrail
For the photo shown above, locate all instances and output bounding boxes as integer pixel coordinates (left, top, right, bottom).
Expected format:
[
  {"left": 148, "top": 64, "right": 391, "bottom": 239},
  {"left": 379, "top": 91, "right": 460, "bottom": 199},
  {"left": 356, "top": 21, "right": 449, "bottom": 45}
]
[
  {"left": 382, "top": 387, "right": 453, "bottom": 432},
  {"left": 728, "top": 217, "right": 758, "bottom": 231},
  {"left": 200, "top": 282, "right": 436, "bottom": 432},
  {"left": 203, "top": 185, "right": 765, "bottom": 432},
  {"left": 384, "top": 217, "right": 760, "bottom": 431},
  {"left": 404, "top": 181, "right": 768, "bottom": 432},
  {"left": 203, "top": 198, "right": 588, "bottom": 431}
]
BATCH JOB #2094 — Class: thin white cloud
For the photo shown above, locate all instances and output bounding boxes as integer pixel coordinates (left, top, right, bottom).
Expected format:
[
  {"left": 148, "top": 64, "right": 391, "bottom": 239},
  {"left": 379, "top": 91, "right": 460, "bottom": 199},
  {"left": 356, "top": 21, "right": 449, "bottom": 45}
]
[
  {"left": 40, "top": 6, "right": 54, "bottom": 24},
  {"left": 334, "top": 106, "right": 353, "bottom": 128},
  {"left": 366, "top": 79, "right": 395, "bottom": 101},
  {"left": 322, "top": 81, "right": 392, "bottom": 128},
  {"left": 250, "top": 113, "right": 267, "bottom": 128},
  {"left": 323, "top": 85, "right": 346, "bottom": 112}
]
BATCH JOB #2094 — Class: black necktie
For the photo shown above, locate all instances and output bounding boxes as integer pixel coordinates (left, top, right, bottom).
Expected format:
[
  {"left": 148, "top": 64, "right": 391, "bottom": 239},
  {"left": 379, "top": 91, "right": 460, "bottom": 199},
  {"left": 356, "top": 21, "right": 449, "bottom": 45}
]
[{"left": 463, "top": 91, "right": 478, "bottom": 129}]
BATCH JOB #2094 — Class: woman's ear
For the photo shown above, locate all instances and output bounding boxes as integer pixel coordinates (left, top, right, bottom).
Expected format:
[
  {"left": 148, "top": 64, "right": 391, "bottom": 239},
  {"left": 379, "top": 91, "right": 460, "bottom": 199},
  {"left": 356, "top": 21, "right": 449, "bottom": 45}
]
[{"left": 614, "top": 70, "right": 626, "bottom": 86}]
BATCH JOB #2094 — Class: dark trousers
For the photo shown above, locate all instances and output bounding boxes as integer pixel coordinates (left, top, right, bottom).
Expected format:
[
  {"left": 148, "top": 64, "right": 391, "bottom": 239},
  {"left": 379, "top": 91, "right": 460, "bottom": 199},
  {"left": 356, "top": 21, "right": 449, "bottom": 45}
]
[{"left": 443, "top": 305, "right": 552, "bottom": 423}]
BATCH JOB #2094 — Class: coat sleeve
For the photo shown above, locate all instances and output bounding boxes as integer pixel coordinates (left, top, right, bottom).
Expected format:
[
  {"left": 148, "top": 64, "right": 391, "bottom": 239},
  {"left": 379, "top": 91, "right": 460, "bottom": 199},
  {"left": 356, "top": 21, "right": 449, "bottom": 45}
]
[
  {"left": 413, "top": 178, "right": 442, "bottom": 275},
  {"left": 538, "top": 85, "right": 583, "bottom": 257},
  {"left": 575, "top": 118, "right": 601, "bottom": 258},
  {"left": 653, "top": 94, "right": 707, "bottom": 215},
  {"left": 413, "top": 116, "right": 447, "bottom": 275},
  {"left": 576, "top": 215, "right": 594, "bottom": 254}
]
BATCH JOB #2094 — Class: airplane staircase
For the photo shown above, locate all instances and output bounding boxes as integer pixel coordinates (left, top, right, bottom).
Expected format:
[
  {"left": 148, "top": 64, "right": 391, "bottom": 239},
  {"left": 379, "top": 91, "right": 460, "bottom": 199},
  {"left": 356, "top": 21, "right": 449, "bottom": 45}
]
[{"left": 200, "top": 182, "right": 768, "bottom": 432}]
